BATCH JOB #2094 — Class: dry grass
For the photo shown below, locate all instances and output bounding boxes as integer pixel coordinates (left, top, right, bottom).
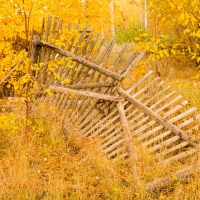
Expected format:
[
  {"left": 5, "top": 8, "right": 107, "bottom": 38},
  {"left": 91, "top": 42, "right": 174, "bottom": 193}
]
[
  {"left": 0, "top": 54, "right": 200, "bottom": 199},
  {"left": 0, "top": 104, "right": 199, "bottom": 199},
  {"left": 0, "top": 104, "right": 145, "bottom": 200}
]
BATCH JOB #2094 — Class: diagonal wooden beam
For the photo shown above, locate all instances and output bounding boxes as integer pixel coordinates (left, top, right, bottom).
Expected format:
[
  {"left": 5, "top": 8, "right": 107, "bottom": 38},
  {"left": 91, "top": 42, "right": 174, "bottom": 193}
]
[
  {"left": 50, "top": 86, "right": 124, "bottom": 102},
  {"left": 40, "top": 41, "right": 123, "bottom": 81},
  {"left": 117, "top": 87, "right": 200, "bottom": 149}
]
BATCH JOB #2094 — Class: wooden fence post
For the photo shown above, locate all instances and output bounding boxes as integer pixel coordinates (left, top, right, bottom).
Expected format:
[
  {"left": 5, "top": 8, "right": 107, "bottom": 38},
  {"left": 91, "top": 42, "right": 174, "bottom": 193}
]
[{"left": 31, "top": 34, "right": 41, "bottom": 76}]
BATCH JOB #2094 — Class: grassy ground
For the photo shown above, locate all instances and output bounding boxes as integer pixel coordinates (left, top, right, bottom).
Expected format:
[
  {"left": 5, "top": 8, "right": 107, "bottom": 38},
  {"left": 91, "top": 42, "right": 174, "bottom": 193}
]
[
  {"left": 0, "top": 104, "right": 199, "bottom": 199},
  {"left": 0, "top": 53, "right": 199, "bottom": 199}
]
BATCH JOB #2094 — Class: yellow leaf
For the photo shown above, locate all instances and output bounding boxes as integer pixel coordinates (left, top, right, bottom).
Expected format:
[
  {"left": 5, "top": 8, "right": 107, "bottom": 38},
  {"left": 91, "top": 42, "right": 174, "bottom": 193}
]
[{"left": 195, "top": 43, "right": 200, "bottom": 49}]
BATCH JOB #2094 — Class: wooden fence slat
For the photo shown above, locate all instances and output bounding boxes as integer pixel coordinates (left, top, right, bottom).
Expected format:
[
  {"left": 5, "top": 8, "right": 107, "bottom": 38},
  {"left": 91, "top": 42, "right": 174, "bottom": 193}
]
[
  {"left": 127, "top": 70, "right": 153, "bottom": 94},
  {"left": 109, "top": 44, "right": 129, "bottom": 70},
  {"left": 81, "top": 80, "right": 167, "bottom": 137},
  {"left": 137, "top": 100, "right": 190, "bottom": 141},
  {"left": 70, "top": 38, "right": 117, "bottom": 121},
  {"left": 121, "top": 52, "right": 146, "bottom": 78},
  {"left": 163, "top": 101, "right": 188, "bottom": 118},
  {"left": 117, "top": 88, "right": 200, "bottom": 149},
  {"left": 80, "top": 72, "right": 160, "bottom": 135},
  {"left": 45, "top": 16, "right": 52, "bottom": 41},
  {"left": 103, "top": 138, "right": 125, "bottom": 154},
  {"left": 82, "top": 112, "right": 120, "bottom": 137},
  {"left": 132, "top": 77, "right": 160, "bottom": 98},
  {"left": 130, "top": 95, "right": 182, "bottom": 135},
  {"left": 142, "top": 116, "right": 195, "bottom": 147},
  {"left": 152, "top": 136, "right": 181, "bottom": 152},
  {"left": 65, "top": 81, "right": 117, "bottom": 89},
  {"left": 61, "top": 36, "right": 114, "bottom": 118},
  {"left": 102, "top": 134, "right": 123, "bottom": 149},
  {"left": 118, "top": 51, "right": 138, "bottom": 75},
  {"left": 107, "top": 146, "right": 127, "bottom": 158},
  {"left": 50, "top": 86, "right": 124, "bottom": 102},
  {"left": 60, "top": 38, "right": 116, "bottom": 119},
  {"left": 160, "top": 148, "right": 197, "bottom": 165},
  {"left": 56, "top": 31, "right": 101, "bottom": 112},
  {"left": 158, "top": 141, "right": 189, "bottom": 157},
  {"left": 73, "top": 33, "right": 101, "bottom": 84},
  {"left": 101, "top": 128, "right": 122, "bottom": 143},
  {"left": 126, "top": 84, "right": 171, "bottom": 127}
]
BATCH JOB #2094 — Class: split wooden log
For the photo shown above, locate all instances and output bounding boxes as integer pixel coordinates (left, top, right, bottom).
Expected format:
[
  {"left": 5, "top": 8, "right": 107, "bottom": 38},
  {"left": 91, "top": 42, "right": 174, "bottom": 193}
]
[
  {"left": 40, "top": 41, "right": 123, "bottom": 81},
  {"left": 50, "top": 86, "right": 124, "bottom": 102},
  {"left": 146, "top": 164, "right": 200, "bottom": 193},
  {"left": 117, "top": 88, "right": 200, "bottom": 149}
]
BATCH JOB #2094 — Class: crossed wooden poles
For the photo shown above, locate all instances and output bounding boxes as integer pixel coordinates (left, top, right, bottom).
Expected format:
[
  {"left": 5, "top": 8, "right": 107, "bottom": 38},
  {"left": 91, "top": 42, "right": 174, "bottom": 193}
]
[{"left": 1, "top": 16, "right": 200, "bottom": 194}]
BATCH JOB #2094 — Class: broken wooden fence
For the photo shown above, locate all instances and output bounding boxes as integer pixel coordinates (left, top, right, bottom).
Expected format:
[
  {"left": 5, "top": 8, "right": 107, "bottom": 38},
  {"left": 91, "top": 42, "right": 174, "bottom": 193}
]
[{"left": 1, "top": 16, "right": 200, "bottom": 193}]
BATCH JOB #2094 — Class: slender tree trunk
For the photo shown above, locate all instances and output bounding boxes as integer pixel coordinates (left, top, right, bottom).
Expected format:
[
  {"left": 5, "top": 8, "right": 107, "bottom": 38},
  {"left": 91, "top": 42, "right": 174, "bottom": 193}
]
[{"left": 110, "top": 0, "right": 115, "bottom": 36}]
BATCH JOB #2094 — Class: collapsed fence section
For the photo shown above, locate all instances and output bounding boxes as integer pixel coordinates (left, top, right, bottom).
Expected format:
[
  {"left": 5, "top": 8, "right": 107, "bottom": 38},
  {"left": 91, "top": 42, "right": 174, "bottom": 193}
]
[{"left": 0, "top": 16, "right": 200, "bottom": 194}]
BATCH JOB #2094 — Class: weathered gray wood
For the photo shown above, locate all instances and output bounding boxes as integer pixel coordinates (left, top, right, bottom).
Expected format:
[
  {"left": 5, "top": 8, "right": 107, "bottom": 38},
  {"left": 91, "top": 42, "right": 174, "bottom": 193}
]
[
  {"left": 130, "top": 94, "right": 182, "bottom": 134},
  {"left": 118, "top": 51, "right": 138, "bottom": 75},
  {"left": 132, "top": 77, "right": 160, "bottom": 98},
  {"left": 31, "top": 35, "right": 41, "bottom": 65},
  {"left": 107, "top": 146, "right": 127, "bottom": 158},
  {"left": 79, "top": 71, "right": 159, "bottom": 134},
  {"left": 80, "top": 77, "right": 163, "bottom": 137},
  {"left": 101, "top": 128, "right": 122, "bottom": 142},
  {"left": 82, "top": 107, "right": 121, "bottom": 137},
  {"left": 143, "top": 116, "right": 195, "bottom": 147},
  {"left": 102, "top": 134, "right": 123, "bottom": 150},
  {"left": 117, "top": 88, "right": 200, "bottom": 149},
  {"left": 103, "top": 138, "right": 125, "bottom": 154},
  {"left": 152, "top": 135, "right": 180, "bottom": 152},
  {"left": 160, "top": 148, "right": 197, "bottom": 165},
  {"left": 56, "top": 38, "right": 116, "bottom": 120},
  {"left": 121, "top": 52, "right": 146, "bottom": 78},
  {"left": 63, "top": 81, "right": 117, "bottom": 89},
  {"left": 109, "top": 44, "right": 129, "bottom": 70},
  {"left": 69, "top": 38, "right": 117, "bottom": 121},
  {"left": 137, "top": 100, "right": 191, "bottom": 141},
  {"left": 78, "top": 101, "right": 116, "bottom": 131},
  {"left": 48, "top": 28, "right": 94, "bottom": 104},
  {"left": 117, "top": 102, "right": 138, "bottom": 158},
  {"left": 81, "top": 79, "right": 166, "bottom": 134},
  {"left": 127, "top": 71, "right": 154, "bottom": 94},
  {"left": 40, "top": 41, "right": 123, "bottom": 81},
  {"left": 73, "top": 33, "right": 101, "bottom": 84},
  {"left": 50, "top": 86, "right": 124, "bottom": 102},
  {"left": 146, "top": 164, "right": 200, "bottom": 193},
  {"left": 158, "top": 141, "right": 189, "bottom": 157},
  {"left": 49, "top": 24, "right": 87, "bottom": 108},
  {"left": 57, "top": 33, "right": 104, "bottom": 113}
]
